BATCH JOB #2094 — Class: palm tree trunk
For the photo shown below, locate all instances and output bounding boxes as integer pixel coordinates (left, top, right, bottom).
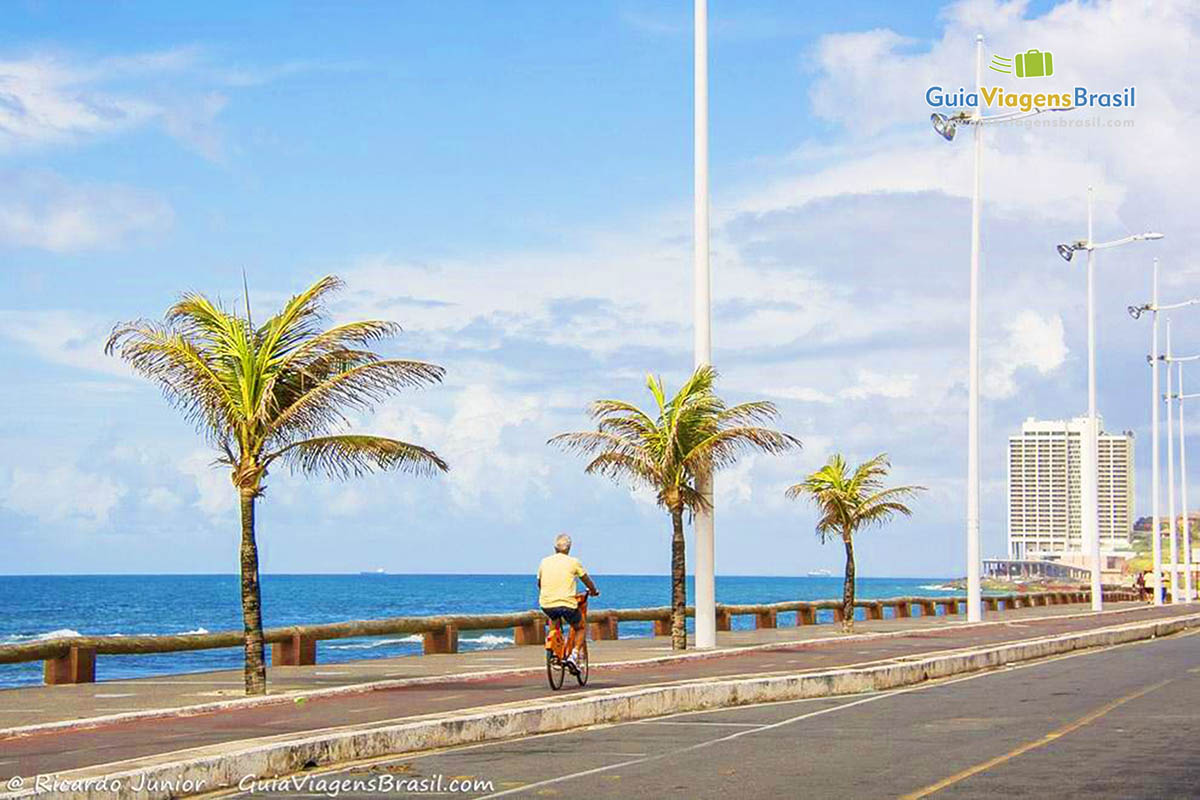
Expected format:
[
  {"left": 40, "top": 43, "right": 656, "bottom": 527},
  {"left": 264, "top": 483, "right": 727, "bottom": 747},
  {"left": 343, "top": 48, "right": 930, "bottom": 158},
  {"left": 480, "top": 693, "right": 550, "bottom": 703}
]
[
  {"left": 841, "top": 532, "right": 855, "bottom": 633},
  {"left": 239, "top": 489, "right": 267, "bottom": 695},
  {"left": 670, "top": 507, "right": 687, "bottom": 650}
]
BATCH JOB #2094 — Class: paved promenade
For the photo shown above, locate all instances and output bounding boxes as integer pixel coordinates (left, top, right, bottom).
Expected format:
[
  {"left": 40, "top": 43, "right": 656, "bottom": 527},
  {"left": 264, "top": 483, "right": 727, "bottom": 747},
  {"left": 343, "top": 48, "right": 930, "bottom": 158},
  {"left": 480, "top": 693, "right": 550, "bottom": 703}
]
[{"left": 1, "top": 600, "right": 1194, "bottom": 786}]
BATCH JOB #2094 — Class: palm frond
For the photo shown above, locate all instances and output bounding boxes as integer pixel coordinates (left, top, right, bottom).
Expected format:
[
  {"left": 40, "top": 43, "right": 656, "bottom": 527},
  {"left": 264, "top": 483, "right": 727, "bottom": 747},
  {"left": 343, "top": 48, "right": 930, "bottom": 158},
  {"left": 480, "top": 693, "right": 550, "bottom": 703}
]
[
  {"left": 104, "top": 321, "right": 238, "bottom": 439},
  {"left": 267, "top": 434, "right": 448, "bottom": 480},
  {"left": 267, "top": 359, "right": 446, "bottom": 442}
]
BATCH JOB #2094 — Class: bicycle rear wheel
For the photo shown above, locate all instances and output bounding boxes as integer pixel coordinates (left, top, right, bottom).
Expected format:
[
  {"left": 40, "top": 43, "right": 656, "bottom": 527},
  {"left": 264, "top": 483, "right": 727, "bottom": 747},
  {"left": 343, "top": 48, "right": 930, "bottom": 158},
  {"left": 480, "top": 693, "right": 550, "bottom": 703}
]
[
  {"left": 546, "top": 648, "right": 565, "bottom": 690},
  {"left": 574, "top": 640, "right": 589, "bottom": 686}
]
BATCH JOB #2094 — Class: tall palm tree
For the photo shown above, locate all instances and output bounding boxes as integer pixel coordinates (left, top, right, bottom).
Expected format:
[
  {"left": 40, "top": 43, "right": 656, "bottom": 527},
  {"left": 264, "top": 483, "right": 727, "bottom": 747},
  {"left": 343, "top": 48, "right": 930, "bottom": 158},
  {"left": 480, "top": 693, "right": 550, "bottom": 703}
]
[
  {"left": 787, "top": 453, "right": 923, "bottom": 633},
  {"left": 106, "top": 275, "right": 448, "bottom": 695},
  {"left": 550, "top": 366, "right": 799, "bottom": 649}
]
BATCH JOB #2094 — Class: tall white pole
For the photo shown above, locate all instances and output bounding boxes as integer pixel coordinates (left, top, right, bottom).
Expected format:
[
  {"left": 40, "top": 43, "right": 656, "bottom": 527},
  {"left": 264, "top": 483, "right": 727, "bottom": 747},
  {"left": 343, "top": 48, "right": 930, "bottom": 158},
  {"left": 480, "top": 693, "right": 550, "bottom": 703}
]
[
  {"left": 1179, "top": 362, "right": 1194, "bottom": 602},
  {"left": 1083, "top": 186, "right": 1103, "bottom": 611},
  {"left": 964, "top": 33, "right": 984, "bottom": 623},
  {"left": 692, "top": 0, "right": 716, "bottom": 650},
  {"left": 1151, "top": 258, "right": 1163, "bottom": 604},
  {"left": 1166, "top": 320, "right": 1178, "bottom": 602}
]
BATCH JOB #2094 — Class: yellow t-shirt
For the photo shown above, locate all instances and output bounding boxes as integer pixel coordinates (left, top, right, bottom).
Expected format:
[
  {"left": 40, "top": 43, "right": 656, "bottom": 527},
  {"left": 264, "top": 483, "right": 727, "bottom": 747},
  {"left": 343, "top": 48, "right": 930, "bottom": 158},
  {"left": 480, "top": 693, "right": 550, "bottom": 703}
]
[{"left": 538, "top": 553, "right": 588, "bottom": 609}]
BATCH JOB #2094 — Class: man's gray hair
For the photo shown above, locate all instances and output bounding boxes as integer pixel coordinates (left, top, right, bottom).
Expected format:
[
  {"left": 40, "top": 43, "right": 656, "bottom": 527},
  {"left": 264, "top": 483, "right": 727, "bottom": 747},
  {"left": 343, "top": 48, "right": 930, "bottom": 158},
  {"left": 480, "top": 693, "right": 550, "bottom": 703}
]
[{"left": 554, "top": 533, "right": 572, "bottom": 554}]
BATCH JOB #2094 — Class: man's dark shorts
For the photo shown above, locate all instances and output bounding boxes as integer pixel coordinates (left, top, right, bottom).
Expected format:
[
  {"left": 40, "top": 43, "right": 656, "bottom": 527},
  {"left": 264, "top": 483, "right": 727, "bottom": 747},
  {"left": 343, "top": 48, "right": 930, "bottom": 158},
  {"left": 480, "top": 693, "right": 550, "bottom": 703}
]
[{"left": 542, "top": 605, "right": 582, "bottom": 626}]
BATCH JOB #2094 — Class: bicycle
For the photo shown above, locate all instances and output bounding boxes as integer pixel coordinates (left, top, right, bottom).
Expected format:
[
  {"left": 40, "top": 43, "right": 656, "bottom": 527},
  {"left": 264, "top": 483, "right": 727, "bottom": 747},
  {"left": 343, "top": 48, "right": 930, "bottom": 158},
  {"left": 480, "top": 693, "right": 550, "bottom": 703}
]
[{"left": 544, "top": 592, "right": 590, "bottom": 690}]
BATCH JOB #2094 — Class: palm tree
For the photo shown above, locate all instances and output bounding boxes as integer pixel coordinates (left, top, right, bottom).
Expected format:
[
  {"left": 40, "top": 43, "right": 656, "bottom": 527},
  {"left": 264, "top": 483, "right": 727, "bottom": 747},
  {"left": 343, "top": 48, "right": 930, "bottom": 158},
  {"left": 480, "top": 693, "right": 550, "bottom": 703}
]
[
  {"left": 106, "top": 275, "right": 448, "bottom": 695},
  {"left": 550, "top": 366, "right": 799, "bottom": 649},
  {"left": 787, "top": 453, "right": 924, "bottom": 633}
]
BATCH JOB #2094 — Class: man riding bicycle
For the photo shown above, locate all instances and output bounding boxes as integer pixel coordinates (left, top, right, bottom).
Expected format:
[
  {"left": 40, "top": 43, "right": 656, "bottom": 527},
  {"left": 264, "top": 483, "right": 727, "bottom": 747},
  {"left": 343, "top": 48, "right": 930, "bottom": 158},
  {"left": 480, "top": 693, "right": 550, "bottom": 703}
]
[{"left": 538, "top": 533, "right": 599, "bottom": 669}]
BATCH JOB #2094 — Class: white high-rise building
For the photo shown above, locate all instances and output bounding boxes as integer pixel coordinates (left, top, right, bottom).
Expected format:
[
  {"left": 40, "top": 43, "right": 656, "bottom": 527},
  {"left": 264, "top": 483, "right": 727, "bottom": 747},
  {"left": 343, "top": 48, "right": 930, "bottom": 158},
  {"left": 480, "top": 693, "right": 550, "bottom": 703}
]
[{"left": 1007, "top": 417, "right": 1134, "bottom": 560}]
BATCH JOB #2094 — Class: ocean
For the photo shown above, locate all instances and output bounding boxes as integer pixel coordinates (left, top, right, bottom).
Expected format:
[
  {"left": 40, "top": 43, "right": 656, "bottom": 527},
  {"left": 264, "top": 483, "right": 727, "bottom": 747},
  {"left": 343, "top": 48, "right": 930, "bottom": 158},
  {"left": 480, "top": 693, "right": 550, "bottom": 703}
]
[{"left": 0, "top": 574, "right": 956, "bottom": 689}]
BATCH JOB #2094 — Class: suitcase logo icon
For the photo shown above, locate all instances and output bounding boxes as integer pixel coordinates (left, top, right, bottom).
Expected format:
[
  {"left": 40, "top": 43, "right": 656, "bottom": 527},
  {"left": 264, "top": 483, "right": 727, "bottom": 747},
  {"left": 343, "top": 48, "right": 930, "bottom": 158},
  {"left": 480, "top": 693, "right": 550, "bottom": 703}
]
[{"left": 989, "top": 49, "right": 1054, "bottom": 78}]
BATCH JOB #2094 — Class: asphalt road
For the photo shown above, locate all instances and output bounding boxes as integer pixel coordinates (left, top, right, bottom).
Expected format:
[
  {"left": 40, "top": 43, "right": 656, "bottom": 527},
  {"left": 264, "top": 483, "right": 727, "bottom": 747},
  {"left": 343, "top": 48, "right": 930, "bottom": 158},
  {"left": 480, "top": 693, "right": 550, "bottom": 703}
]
[{"left": 289, "top": 628, "right": 1200, "bottom": 799}]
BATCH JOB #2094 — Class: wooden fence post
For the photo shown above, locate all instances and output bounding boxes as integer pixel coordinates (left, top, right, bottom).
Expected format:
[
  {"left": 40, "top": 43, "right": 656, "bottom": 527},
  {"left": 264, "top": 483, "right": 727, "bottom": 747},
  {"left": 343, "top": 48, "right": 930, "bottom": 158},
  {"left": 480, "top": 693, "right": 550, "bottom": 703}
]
[
  {"left": 653, "top": 618, "right": 672, "bottom": 636},
  {"left": 271, "top": 633, "right": 317, "bottom": 667},
  {"left": 797, "top": 605, "right": 816, "bottom": 625},
  {"left": 513, "top": 618, "right": 542, "bottom": 646},
  {"left": 589, "top": 614, "right": 619, "bottom": 641},
  {"left": 755, "top": 610, "right": 777, "bottom": 629},
  {"left": 716, "top": 608, "right": 732, "bottom": 632},
  {"left": 423, "top": 625, "right": 459, "bottom": 655},
  {"left": 44, "top": 646, "right": 96, "bottom": 685}
]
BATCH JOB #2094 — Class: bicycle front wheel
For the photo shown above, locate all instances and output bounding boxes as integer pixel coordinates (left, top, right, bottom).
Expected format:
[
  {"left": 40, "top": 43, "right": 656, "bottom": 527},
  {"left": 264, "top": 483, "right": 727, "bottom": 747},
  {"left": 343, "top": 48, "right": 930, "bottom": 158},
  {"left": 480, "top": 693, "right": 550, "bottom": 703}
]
[
  {"left": 574, "top": 640, "right": 589, "bottom": 686},
  {"left": 546, "top": 649, "right": 565, "bottom": 690}
]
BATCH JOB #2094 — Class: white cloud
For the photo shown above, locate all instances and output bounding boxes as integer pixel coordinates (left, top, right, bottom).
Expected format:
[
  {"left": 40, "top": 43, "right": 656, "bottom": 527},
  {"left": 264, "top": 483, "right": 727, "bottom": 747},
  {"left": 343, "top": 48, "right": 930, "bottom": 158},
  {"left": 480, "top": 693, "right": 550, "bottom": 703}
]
[
  {"left": 179, "top": 451, "right": 234, "bottom": 518},
  {"left": 841, "top": 369, "right": 918, "bottom": 400},
  {"left": 984, "top": 310, "right": 1068, "bottom": 398},
  {"left": 0, "top": 309, "right": 130, "bottom": 375},
  {"left": 1, "top": 464, "right": 125, "bottom": 527},
  {"left": 0, "top": 171, "right": 172, "bottom": 252},
  {"left": 143, "top": 486, "right": 183, "bottom": 512},
  {"left": 371, "top": 383, "right": 552, "bottom": 517}
]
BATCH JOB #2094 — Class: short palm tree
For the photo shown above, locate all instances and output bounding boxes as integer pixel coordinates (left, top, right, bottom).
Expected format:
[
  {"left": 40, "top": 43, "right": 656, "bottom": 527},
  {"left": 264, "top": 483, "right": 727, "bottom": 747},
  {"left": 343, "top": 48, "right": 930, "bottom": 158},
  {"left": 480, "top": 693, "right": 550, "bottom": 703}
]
[
  {"left": 787, "top": 453, "right": 924, "bottom": 632},
  {"left": 550, "top": 366, "right": 799, "bottom": 649},
  {"left": 106, "top": 275, "right": 448, "bottom": 694}
]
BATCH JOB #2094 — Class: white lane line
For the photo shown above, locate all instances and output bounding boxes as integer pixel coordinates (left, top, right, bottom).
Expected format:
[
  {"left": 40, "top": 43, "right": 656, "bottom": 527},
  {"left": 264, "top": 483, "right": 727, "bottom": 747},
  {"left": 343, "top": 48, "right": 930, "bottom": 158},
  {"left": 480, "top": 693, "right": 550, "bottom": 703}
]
[
  {"left": 638, "top": 721, "right": 762, "bottom": 728},
  {"left": 477, "top": 691, "right": 904, "bottom": 799},
  {"left": 94, "top": 693, "right": 137, "bottom": 699}
]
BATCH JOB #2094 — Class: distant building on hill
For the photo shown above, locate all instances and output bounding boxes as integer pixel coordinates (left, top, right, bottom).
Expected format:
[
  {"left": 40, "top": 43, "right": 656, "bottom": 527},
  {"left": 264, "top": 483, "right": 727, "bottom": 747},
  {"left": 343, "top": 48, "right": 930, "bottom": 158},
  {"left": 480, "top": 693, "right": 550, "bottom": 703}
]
[
  {"left": 1134, "top": 512, "right": 1199, "bottom": 534},
  {"left": 1007, "top": 416, "right": 1134, "bottom": 560}
]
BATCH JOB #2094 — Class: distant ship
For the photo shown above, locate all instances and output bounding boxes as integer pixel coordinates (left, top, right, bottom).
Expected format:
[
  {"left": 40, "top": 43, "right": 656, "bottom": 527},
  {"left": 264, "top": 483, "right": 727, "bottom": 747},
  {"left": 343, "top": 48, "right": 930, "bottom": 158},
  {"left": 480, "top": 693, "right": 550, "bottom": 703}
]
[
  {"left": 359, "top": 569, "right": 387, "bottom": 575},
  {"left": 806, "top": 568, "right": 833, "bottom": 577}
]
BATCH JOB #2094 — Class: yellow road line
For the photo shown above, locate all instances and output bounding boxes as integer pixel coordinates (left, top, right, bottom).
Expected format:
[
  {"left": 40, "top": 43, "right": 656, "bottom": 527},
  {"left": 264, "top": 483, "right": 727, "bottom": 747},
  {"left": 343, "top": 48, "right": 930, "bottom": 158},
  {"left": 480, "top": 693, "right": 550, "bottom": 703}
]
[{"left": 900, "top": 678, "right": 1174, "bottom": 799}]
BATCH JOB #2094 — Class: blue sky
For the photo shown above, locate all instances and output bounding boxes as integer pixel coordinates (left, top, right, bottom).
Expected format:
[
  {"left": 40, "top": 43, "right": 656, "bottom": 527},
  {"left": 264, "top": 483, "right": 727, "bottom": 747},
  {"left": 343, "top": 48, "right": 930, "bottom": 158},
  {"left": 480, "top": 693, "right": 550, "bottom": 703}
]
[{"left": 2, "top": 0, "right": 1198, "bottom": 577}]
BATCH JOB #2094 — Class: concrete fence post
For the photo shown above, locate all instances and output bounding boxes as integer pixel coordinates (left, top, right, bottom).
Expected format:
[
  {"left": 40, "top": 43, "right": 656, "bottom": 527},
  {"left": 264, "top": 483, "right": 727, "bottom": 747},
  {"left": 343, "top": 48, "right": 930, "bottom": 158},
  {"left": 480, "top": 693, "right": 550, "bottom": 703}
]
[
  {"left": 271, "top": 633, "right": 317, "bottom": 667},
  {"left": 716, "top": 608, "right": 732, "bottom": 632},
  {"left": 423, "top": 625, "right": 459, "bottom": 655},
  {"left": 588, "top": 614, "right": 619, "bottom": 641},
  {"left": 797, "top": 605, "right": 816, "bottom": 625},
  {"left": 44, "top": 646, "right": 96, "bottom": 685},
  {"left": 513, "top": 618, "right": 543, "bottom": 646},
  {"left": 919, "top": 600, "right": 937, "bottom": 617},
  {"left": 653, "top": 618, "right": 672, "bottom": 636},
  {"left": 866, "top": 602, "right": 884, "bottom": 621},
  {"left": 894, "top": 601, "right": 911, "bottom": 619}
]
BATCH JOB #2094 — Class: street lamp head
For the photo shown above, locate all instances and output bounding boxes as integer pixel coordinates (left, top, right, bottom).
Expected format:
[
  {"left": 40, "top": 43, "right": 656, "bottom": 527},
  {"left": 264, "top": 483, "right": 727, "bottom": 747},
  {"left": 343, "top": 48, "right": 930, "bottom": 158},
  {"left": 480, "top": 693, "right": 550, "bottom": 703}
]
[
  {"left": 930, "top": 112, "right": 957, "bottom": 142},
  {"left": 1129, "top": 304, "right": 1147, "bottom": 320},
  {"left": 1141, "top": 232, "right": 1165, "bottom": 241},
  {"left": 1057, "top": 243, "right": 1076, "bottom": 262}
]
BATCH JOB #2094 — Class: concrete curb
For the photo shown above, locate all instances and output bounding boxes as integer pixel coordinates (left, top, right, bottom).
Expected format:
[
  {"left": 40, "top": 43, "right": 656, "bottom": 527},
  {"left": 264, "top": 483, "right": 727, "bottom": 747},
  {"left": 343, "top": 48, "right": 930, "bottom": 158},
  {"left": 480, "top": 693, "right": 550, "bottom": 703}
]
[
  {"left": 0, "top": 602, "right": 1176, "bottom": 740},
  {"left": 7, "top": 612, "right": 1198, "bottom": 800}
]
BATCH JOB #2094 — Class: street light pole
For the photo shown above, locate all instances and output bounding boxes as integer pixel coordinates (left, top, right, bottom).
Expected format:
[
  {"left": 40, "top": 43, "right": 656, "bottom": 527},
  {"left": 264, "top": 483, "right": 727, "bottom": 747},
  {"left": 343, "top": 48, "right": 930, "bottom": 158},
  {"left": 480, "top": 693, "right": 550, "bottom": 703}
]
[
  {"left": 692, "top": 0, "right": 716, "bottom": 650},
  {"left": 1178, "top": 363, "right": 1194, "bottom": 602},
  {"left": 1058, "top": 201, "right": 1163, "bottom": 611},
  {"left": 1166, "top": 320, "right": 1178, "bottom": 602},
  {"left": 1152, "top": 259, "right": 1163, "bottom": 604},
  {"left": 1082, "top": 187, "right": 1103, "bottom": 611},
  {"left": 930, "top": 37, "right": 1075, "bottom": 622},
  {"left": 964, "top": 33, "right": 984, "bottom": 624}
]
